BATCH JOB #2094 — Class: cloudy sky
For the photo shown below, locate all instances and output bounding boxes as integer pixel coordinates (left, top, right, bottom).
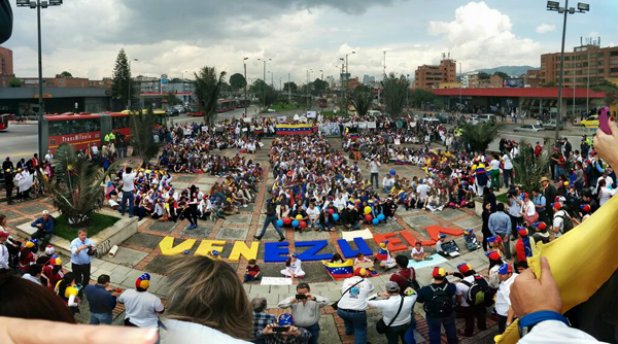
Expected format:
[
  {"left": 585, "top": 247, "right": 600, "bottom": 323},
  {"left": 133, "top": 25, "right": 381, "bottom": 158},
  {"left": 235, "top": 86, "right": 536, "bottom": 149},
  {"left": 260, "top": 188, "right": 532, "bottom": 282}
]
[{"left": 4, "top": 0, "right": 617, "bottom": 84}]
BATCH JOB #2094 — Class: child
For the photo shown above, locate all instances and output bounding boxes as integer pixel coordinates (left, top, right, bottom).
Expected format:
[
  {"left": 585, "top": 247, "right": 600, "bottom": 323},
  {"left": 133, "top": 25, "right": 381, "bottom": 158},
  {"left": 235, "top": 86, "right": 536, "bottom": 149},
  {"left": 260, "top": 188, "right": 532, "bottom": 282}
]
[
  {"left": 411, "top": 242, "right": 431, "bottom": 261},
  {"left": 374, "top": 242, "right": 397, "bottom": 270},
  {"left": 463, "top": 228, "right": 481, "bottom": 251},
  {"left": 435, "top": 234, "right": 447, "bottom": 256},
  {"left": 353, "top": 253, "right": 375, "bottom": 276},
  {"left": 281, "top": 254, "right": 305, "bottom": 278},
  {"left": 244, "top": 259, "right": 261, "bottom": 283}
]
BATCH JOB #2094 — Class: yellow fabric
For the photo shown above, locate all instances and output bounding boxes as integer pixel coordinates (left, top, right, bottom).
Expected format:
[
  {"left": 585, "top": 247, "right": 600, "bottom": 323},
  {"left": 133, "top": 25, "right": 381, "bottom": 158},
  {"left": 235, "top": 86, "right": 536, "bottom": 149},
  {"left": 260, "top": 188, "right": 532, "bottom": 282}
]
[{"left": 497, "top": 194, "right": 618, "bottom": 343}]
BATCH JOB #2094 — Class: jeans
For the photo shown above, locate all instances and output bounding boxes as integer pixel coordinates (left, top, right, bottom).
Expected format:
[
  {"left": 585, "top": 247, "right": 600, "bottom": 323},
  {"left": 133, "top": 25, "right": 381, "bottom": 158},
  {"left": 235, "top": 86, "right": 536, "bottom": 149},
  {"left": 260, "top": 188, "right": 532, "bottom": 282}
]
[
  {"left": 426, "top": 314, "right": 458, "bottom": 344},
  {"left": 385, "top": 322, "right": 410, "bottom": 344},
  {"left": 301, "top": 322, "right": 320, "bottom": 344},
  {"left": 121, "top": 191, "right": 134, "bottom": 216},
  {"left": 370, "top": 173, "right": 379, "bottom": 188},
  {"left": 72, "top": 263, "right": 91, "bottom": 287},
  {"left": 90, "top": 312, "right": 113, "bottom": 325},
  {"left": 503, "top": 169, "right": 513, "bottom": 189},
  {"left": 336, "top": 309, "right": 367, "bottom": 344},
  {"left": 497, "top": 315, "right": 508, "bottom": 334},
  {"left": 256, "top": 215, "right": 284, "bottom": 239},
  {"left": 460, "top": 305, "right": 486, "bottom": 336}
]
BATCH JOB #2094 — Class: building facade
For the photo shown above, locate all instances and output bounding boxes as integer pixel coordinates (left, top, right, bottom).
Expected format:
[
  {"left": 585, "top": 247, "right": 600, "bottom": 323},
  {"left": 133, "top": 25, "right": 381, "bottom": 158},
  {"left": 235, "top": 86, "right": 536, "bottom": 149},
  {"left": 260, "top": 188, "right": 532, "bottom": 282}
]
[
  {"left": 0, "top": 46, "right": 14, "bottom": 87},
  {"left": 414, "top": 56, "right": 456, "bottom": 89},
  {"left": 540, "top": 42, "right": 618, "bottom": 88}
]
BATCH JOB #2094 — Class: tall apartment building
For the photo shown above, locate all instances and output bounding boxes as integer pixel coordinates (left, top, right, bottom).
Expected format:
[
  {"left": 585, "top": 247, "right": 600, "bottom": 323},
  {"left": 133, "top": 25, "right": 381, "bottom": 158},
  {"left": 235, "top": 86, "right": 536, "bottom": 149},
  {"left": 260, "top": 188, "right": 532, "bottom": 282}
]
[
  {"left": 540, "top": 39, "right": 618, "bottom": 88},
  {"left": 414, "top": 54, "right": 456, "bottom": 89},
  {"left": 0, "top": 46, "right": 14, "bottom": 87}
]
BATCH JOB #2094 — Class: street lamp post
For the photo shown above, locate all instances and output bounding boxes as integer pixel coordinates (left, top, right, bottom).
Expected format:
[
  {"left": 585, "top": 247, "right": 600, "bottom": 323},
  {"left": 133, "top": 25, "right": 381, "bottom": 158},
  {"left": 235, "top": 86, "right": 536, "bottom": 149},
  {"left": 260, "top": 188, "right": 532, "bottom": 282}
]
[
  {"left": 257, "top": 57, "right": 271, "bottom": 109},
  {"left": 128, "top": 58, "right": 138, "bottom": 110},
  {"left": 345, "top": 51, "right": 356, "bottom": 116},
  {"left": 243, "top": 57, "right": 248, "bottom": 115},
  {"left": 306, "top": 69, "right": 313, "bottom": 109},
  {"left": 547, "top": 0, "right": 589, "bottom": 141},
  {"left": 17, "top": 0, "right": 63, "bottom": 159}
]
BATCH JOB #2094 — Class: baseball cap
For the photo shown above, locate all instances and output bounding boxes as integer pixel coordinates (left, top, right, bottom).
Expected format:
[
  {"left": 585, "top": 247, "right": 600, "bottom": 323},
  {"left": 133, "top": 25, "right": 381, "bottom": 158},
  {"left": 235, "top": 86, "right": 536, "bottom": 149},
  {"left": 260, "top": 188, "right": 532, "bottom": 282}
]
[
  {"left": 136, "top": 272, "right": 151, "bottom": 289},
  {"left": 485, "top": 251, "right": 501, "bottom": 261},
  {"left": 49, "top": 256, "right": 62, "bottom": 266},
  {"left": 536, "top": 222, "right": 547, "bottom": 231},
  {"left": 278, "top": 313, "right": 294, "bottom": 327},
  {"left": 517, "top": 227, "right": 528, "bottom": 237},
  {"left": 432, "top": 267, "right": 447, "bottom": 278},
  {"left": 385, "top": 281, "right": 400, "bottom": 293},
  {"left": 457, "top": 263, "right": 472, "bottom": 274},
  {"left": 498, "top": 264, "right": 512, "bottom": 275}
]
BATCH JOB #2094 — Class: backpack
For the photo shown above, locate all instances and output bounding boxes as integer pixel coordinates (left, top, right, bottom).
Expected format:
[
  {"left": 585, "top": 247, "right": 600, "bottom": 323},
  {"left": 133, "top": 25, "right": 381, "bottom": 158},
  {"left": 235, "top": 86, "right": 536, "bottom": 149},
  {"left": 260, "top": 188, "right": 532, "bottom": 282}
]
[
  {"left": 424, "top": 284, "right": 454, "bottom": 318},
  {"left": 396, "top": 269, "right": 420, "bottom": 294},
  {"left": 554, "top": 211, "right": 574, "bottom": 233},
  {"left": 461, "top": 275, "right": 490, "bottom": 306}
]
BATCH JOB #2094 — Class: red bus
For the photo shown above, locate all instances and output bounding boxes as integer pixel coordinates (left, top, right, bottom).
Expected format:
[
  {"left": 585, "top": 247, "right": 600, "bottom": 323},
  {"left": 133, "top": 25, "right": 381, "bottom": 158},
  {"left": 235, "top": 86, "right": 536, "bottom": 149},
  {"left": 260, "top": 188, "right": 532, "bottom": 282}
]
[
  {"left": 216, "top": 99, "right": 237, "bottom": 113},
  {"left": 0, "top": 113, "right": 10, "bottom": 131},
  {"left": 41, "top": 111, "right": 166, "bottom": 153}
]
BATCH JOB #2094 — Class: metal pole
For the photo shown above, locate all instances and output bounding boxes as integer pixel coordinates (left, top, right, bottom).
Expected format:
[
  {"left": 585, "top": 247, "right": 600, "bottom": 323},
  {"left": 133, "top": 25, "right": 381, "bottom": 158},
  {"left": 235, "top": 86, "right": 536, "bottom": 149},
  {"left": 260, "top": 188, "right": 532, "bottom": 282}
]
[
  {"left": 345, "top": 55, "right": 349, "bottom": 116},
  {"left": 243, "top": 58, "right": 248, "bottom": 115},
  {"left": 555, "top": 0, "right": 569, "bottom": 141},
  {"left": 306, "top": 69, "right": 309, "bottom": 109},
  {"left": 128, "top": 60, "right": 131, "bottom": 110},
  {"left": 36, "top": 0, "right": 44, "bottom": 159},
  {"left": 586, "top": 47, "right": 590, "bottom": 116},
  {"left": 572, "top": 66, "right": 576, "bottom": 119}
]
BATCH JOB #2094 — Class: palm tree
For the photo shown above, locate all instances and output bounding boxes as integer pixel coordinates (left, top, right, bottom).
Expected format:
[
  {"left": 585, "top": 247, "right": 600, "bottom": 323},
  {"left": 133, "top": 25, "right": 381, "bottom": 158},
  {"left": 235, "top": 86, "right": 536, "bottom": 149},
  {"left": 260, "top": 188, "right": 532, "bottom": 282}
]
[
  {"left": 513, "top": 140, "right": 551, "bottom": 192},
  {"left": 40, "top": 143, "right": 117, "bottom": 225},
  {"left": 459, "top": 122, "right": 499, "bottom": 153},
  {"left": 194, "top": 66, "right": 226, "bottom": 127}
]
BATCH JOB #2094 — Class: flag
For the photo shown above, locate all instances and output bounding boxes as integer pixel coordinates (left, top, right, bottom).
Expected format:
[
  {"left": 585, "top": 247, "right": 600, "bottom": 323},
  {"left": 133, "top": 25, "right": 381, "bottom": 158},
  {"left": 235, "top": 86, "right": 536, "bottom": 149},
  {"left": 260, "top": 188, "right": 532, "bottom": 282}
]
[
  {"left": 105, "top": 181, "right": 115, "bottom": 199},
  {"left": 323, "top": 260, "right": 354, "bottom": 279},
  {"left": 275, "top": 124, "right": 317, "bottom": 136}
]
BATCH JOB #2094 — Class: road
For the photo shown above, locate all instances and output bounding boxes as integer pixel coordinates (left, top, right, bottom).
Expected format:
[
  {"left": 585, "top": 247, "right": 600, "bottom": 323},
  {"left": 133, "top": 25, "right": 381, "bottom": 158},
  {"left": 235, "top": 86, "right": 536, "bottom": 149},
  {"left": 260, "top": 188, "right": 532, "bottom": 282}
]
[{"left": 0, "top": 123, "right": 38, "bottom": 161}]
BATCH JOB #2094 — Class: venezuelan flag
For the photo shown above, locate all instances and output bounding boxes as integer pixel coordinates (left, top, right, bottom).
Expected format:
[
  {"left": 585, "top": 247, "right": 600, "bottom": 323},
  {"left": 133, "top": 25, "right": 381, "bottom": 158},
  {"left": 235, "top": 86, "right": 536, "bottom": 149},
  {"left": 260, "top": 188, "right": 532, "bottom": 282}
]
[
  {"left": 323, "top": 259, "right": 354, "bottom": 279},
  {"left": 276, "top": 123, "right": 317, "bottom": 136}
]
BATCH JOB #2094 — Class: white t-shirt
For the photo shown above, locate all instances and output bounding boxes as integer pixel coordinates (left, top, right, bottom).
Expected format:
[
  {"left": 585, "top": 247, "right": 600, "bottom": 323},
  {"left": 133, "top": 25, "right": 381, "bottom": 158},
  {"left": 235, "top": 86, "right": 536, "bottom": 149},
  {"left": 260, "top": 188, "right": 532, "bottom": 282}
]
[
  {"left": 411, "top": 247, "right": 424, "bottom": 257},
  {"left": 495, "top": 273, "right": 517, "bottom": 316},
  {"left": 490, "top": 159, "right": 500, "bottom": 171},
  {"left": 160, "top": 319, "right": 251, "bottom": 344},
  {"left": 118, "top": 289, "right": 165, "bottom": 328},
  {"left": 122, "top": 172, "right": 137, "bottom": 192},
  {"left": 367, "top": 294, "right": 416, "bottom": 327},
  {"left": 502, "top": 154, "right": 513, "bottom": 170},
  {"left": 22, "top": 273, "right": 42, "bottom": 285},
  {"left": 522, "top": 200, "right": 536, "bottom": 217},
  {"left": 416, "top": 184, "right": 430, "bottom": 201},
  {"left": 306, "top": 207, "right": 320, "bottom": 221},
  {"left": 455, "top": 275, "right": 475, "bottom": 307},
  {"left": 337, "top": 276, "right": 374, "bottom": 311},
  {"left": 552, "top": 210, "right": 569, "bottom": 237}
]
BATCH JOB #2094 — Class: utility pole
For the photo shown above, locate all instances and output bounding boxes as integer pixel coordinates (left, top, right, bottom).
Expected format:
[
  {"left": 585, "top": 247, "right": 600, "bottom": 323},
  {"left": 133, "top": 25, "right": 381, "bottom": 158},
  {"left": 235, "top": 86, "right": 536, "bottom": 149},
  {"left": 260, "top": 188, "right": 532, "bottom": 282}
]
[
  {"left": 345, "top": 51, "right": 356, "bottom": 116},
  {"left": 243, "top": 57, "right": 248, "bottom": 115},
  {"left": 383, "top": 50, "right": 387, "bottom": 77},
  {"left": 257, "top": 57, "right": 271, "bottom": 109}
]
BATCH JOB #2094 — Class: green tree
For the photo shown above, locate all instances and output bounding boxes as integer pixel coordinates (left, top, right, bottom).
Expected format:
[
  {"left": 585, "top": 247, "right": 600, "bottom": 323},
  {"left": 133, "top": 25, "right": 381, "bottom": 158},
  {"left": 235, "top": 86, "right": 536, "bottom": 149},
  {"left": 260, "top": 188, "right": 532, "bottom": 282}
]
[
  {"left": 311, "top": 78, "right": 328, "bottom": 96},
  {"left": 409, "top": 89, "right": 436, "bottom": 108},
  {"left": 350, "top": 85, "right": 372, "bottom": 117},
  {"left": 229, "top": 73, "right": 247, "bottom": 92},
  {"left": 382, "top": 73, "right": 409, "bottom": 118},
  {"left": 283, "top": 82, "right": 298, "bottom": 93},
  {"left": 512, "top": 140, "right": 551, "bottom": 193},
  {"left": 40, "top": 144, "right": 116, "bottom": 225},
  {"left": 111, "top": 49, "right": 134, "bottom": 110},
  {"left": 459, "top": 121, "right": 499, "bottom": 153},
  {"left": 250, "top": 79, "right": 277, "bottom": 107},
  {"left": 56, "top": 71, "right": 73, "bottom": 78},
  {"left": 494, "top": 71, "right": 509, "bottom": 80},
  {"left": 130, "top": 108, "right": 161, "bottom": 164},
  {"left": 8, "top": 78, "right": 21, "bottom": 87},
  {"left": 194, "top": 66, "right": 226, "bottom": 126},
  {"left": 478, "top": 72, "right": 491, "bottom": 80},
  {"left": 165, "top": 93, "right": 182, "bottom": 106}
]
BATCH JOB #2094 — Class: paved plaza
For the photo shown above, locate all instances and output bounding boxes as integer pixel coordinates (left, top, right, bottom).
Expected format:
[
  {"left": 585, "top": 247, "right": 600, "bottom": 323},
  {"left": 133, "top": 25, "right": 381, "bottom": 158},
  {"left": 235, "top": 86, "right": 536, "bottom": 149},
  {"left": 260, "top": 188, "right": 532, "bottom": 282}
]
[{"left": 1, "top": 137, "right": 499, "bottom": 343}]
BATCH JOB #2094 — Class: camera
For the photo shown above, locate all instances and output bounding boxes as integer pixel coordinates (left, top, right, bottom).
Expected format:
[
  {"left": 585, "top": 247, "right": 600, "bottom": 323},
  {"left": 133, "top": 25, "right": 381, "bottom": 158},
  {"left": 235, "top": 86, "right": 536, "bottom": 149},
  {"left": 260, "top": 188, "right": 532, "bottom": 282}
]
[{"left": 295, "top": 294, "right": 307, "bottom": 300}]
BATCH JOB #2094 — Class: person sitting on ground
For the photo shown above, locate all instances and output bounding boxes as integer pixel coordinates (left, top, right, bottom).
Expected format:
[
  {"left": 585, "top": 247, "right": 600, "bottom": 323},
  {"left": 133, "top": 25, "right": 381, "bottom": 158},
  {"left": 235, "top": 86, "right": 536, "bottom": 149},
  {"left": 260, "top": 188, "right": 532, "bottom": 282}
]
[
  {"left": 30, "top": 210, "right": 54, "bottom": 250},
  {"left": 281, "top": 254, "right": 305, "bottom": 278},
  {"left": 374, "top": 241, "right": 397, "bottom": 270},
  {"left": 244, "top": 259, "right": 261, "bottom": 283},
  {"left": 353, "top": 253, "right": 375, "bottom": 277},
  {"left": 411, "top": 242, "right": 431, "bottom": 261}
]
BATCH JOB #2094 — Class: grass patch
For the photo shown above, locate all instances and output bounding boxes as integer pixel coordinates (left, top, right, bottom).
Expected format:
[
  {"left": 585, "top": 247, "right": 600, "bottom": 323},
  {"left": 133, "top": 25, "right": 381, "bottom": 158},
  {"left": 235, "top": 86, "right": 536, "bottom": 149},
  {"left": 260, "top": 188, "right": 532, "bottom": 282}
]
[
  {"left": 496, "top": 193, "right": 508, "bottom": 204},
  {"left": 270, "top": 102, "right": 302, "bottom": 112},
  {"left": 54, "top": 213, "right": 119, "bottom": 241}
]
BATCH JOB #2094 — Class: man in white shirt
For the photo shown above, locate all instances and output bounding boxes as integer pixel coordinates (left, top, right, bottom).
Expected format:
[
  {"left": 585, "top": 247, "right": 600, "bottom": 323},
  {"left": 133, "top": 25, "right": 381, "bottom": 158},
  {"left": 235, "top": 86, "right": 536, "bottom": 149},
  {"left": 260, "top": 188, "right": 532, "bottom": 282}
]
[
  {"left": 368, "top": 159, "right": 380, "bottom": 189},
  {"left": 455, "top": 263, "right": 487, "bottom": 337},
  {"left": 416, "top": 179, "right": 431, "bottom": 207},
  {"left": 278, "top": 282, "right": 329, "bottom": 344},
  {"left": 336, "top": 276, "right": 374, "bottom": 344},
  {"left": 120, "top": 166, "right": 137, "bottom": 217},
  {"left": 501, "top": 152, "right": 514, "bottom": 189},
  {"left": 495, "top": 264, "right": 517, "bottom": 334},
  {"left": 382, "top": 175, "right": 395, "bottom": 194},
  {"left": 118, "top": 273, "right": 165, "bottom": 328},
  {"left": 0, "top": 231, "right": 9, "bottom": 270},
  {"left": 305, "top": 203, "right": 320, "bottom": 230},
  {"left": 367, "top": 281, "right": 416, "bottom": 344}
]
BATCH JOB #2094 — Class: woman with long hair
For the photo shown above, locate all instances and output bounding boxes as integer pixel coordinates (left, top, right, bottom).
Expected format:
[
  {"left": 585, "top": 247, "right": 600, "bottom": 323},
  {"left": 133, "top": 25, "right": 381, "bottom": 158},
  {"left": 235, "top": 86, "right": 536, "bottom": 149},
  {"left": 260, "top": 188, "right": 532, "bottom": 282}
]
[
  {"left": 55, "top": 272, "right": 80, "bottom": 315},
  {"left": 160, "top": 257, "right": 252, "bottom": 343}
]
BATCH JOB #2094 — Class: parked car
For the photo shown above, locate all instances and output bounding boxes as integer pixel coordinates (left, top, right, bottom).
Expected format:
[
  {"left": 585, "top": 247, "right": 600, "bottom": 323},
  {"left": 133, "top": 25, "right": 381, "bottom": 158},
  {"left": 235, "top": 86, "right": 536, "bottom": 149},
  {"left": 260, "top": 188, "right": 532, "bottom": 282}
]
[
  {"left": 542, "top": 119, "right": 564, "bottom": 130},
  {"left": 476, "top": 114, "right": 497, "bottom": 123},
  {"left": 580, "top": 115, "right": 599, "bottom": 128},
  {"left": 514, "top": 124, "right": 543, "bottom": 132},
  {"left": 421, "top": 117, "right": 441, "bottom": 125}
]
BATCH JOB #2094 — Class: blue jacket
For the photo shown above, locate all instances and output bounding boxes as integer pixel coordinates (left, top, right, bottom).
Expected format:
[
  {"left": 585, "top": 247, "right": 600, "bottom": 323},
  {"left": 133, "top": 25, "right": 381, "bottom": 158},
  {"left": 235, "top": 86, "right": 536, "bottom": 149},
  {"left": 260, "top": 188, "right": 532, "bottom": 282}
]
[{"left": 31, "top": 217, "right": 54, "bottom": 234}]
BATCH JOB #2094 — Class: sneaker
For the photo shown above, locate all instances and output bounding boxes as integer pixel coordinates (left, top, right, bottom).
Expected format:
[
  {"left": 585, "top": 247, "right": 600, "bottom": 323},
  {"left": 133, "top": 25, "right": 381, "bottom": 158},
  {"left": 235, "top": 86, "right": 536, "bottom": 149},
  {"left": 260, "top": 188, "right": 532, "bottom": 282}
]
[
  {"left": 253, "top": 235, "right": 262, "bottom": 240},
  {"left": 278, "top": 237, "right": 286, "bottom": 242}
]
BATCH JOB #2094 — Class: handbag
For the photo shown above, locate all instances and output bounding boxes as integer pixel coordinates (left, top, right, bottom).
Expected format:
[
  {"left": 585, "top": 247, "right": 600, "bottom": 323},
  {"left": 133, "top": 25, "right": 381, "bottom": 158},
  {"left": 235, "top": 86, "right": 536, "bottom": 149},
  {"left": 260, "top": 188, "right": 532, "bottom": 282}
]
[
  {"left": 376, "top": 295, "right": 405, "bottom": 334},
  {"left": 331, "top": 278, "right": 364, "bottom": 310}
]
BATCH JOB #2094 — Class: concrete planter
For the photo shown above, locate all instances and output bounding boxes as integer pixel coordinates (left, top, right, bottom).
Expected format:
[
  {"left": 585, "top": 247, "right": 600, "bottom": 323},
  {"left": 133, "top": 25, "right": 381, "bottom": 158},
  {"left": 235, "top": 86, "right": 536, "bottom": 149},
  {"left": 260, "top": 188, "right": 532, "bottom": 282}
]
[{"left": 16, "top": 209, "right": 137, "bottom": 257}]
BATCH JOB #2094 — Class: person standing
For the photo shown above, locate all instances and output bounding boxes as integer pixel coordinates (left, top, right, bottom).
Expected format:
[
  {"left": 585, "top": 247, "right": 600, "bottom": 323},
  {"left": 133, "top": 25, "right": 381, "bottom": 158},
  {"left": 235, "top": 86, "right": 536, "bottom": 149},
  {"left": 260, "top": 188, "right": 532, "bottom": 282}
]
[
  {"left": 488, "top": 203, "right": 512, "bottom": 259},
  {"left": 389, "top": 255, "right": 419, "bottom": 293},
  {"left": 495, "top": 264, "right": 517, "bottom": 333},
  {"left": 501, "top": 151, "right": 514, "bottom": 189},
  {"left": 540, "top": 177, "right": 557, "bottom": 222},
  {"left": 336, "top": 275, "right": 374, "bottom": 344},
  {"left": 367, "top": 281, "right": 417, "bottom": 344},
  {"left": 120, "top": 166, "right": 137, "bottom": 217},
  {"left": 3, "top": 168, "right": 13, "bottom": 205},
  {"left": 278, "top": 282, "right": 329, "bottom": 344},
  {"left": 118, "top": 273, "right": 165, "bottom": 327},
  {"left": 368, "top": 158, "right": 380, "bottom": 189},
  {"left": 84, "top": 274, "right": 119, "bottom": 325},
  {"left": 254, "top": 198, "right": 285, "bottom": 242},
  {"left": 70, "top": 229, "right": 95, "bottom": 288},
  {"left": 416, "top": 267, "right": 457, "bottom": 344},
  {"left": 454, "top": 263, "right": 487, "bottom": 337}
]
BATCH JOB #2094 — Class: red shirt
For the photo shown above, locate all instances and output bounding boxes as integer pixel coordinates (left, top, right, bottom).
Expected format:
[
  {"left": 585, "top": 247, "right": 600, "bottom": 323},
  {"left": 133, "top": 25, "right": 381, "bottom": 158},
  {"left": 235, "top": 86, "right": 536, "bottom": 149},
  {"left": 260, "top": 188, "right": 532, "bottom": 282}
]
[
  {"left": 246, "top": 265, "right": 260, "bottom": 277},
  {"left": 389, "top": 268, "right": 416, "bottom": 290}
]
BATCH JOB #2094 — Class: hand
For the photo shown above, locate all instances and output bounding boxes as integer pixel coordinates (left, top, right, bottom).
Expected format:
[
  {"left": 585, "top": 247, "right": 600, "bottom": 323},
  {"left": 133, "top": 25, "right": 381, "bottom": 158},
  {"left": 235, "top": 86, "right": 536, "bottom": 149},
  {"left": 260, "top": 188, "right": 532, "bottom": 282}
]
[
  {"left": 0, "top": 317, "right": 157, "bottom": 344},
  {"left": 510, "top": 257, "right": 562, "bottom": 317},
  {"left": 594, "top": 119, "right": 618, "bottom": 170},
  {"left": 262, "top": 324, "right": 274, "bottom": 335}
]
